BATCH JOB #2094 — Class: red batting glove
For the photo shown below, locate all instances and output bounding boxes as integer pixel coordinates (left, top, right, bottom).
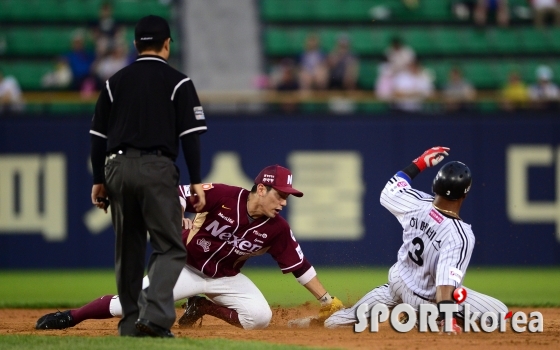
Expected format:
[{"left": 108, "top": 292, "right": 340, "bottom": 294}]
[
  {"left": 439, "top": 318, "right": 462, "bottom": 335},
  {"left": 412, "top": 146, "right": 450, "bottom": 171}
]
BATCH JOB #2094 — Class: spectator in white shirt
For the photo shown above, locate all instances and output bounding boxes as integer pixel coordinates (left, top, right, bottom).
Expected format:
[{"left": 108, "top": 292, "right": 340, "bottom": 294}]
[
  {"left": 42, "top": 57, "right": 73, "bottom": 89},
  {"left": 0, "top": 69, "right": 24, "bottom": 114},
  {"left": 385, "top": 36, "right": 415, "bottom": 74},
  {"left": 530, "top": 0, "right": 560, "bottom": 27},
  {"left": 392, "top": 60, "right": 434, "bottom": 112},
  {"left": 94, "top": 44, "right": 129, "bottom": 84},
  {"left": 529, "top": 65, "right": 559, "bottom": 110}
]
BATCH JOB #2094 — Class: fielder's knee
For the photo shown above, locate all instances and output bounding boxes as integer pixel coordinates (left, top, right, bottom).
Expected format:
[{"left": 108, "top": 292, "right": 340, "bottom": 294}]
[
  {"left": 109, "top": 295, "right": 123, "bottom": 317},
  {"left": 238, "top": 305, "right": 272, "bottom": 330}
]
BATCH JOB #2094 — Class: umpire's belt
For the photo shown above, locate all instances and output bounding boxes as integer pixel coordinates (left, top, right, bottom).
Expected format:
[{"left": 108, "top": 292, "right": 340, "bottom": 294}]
[{"left": 111, "top": 147, "right": 166, "bottom": 158}]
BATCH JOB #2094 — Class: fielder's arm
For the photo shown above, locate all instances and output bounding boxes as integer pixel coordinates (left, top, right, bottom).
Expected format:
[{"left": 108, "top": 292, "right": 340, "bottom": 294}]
[{"left": 302, "top": 276, "right": 344, "bottom": 321}]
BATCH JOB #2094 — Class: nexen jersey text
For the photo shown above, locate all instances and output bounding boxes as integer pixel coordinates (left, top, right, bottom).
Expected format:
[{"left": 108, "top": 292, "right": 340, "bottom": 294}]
[{"left": 178, "top": 184, "right": 306, "bottom": 278}]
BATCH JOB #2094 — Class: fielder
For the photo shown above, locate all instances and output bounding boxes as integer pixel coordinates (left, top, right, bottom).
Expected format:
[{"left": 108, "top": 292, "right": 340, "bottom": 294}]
[
  {"left": 36, "top": 164, "right": 343, "bottom": 331},
  {"left": 324, "top": 147, "right": 508, "bottom": 332}
]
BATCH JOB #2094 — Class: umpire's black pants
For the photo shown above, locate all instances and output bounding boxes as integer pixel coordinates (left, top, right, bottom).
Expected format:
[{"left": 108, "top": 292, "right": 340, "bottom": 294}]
[{"left": 105, "top": 148, "right": 186, "bottom": 336}]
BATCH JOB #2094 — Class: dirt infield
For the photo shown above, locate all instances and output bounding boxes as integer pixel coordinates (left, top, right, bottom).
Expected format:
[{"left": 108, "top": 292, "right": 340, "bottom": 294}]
[{"left": 1, "top": 306, "right": 559, "bottom": 349}]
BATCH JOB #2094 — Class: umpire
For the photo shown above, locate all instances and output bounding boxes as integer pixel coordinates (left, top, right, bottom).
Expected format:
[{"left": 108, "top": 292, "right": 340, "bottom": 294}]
[{"left": 89, "top": 15, "right": 207, "bottom": 338}]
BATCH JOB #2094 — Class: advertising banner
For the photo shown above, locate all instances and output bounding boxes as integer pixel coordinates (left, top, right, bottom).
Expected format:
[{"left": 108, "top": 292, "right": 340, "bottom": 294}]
[{"left": 1, "top": 113, "right": 559, "bottom": 267}]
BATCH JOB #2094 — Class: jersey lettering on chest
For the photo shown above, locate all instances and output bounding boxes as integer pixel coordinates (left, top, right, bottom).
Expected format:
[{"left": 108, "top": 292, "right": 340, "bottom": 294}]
[
  {"left": 409, "top": 216, "right": 438, "bottom": 241},
  {"left": 205, "top": 220, "right": 263, "bottom": 253}
]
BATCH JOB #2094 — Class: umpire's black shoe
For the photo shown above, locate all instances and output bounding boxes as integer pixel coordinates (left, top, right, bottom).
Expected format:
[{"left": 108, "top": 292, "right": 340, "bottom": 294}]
[
  {"left": 135, "top": 318, "right": 174, "bottom": 338},
  {"left": 35, "top": 310, "right": 75, "bottom": 330},
  {"left": 178, "top": 296, "right": 206, "bottom": 327}
]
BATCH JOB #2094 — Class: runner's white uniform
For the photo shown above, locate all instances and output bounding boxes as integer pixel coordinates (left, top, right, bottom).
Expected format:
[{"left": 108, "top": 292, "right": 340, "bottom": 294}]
[{"left": 325, "top": 171, "right": 507, "bottom": 328}]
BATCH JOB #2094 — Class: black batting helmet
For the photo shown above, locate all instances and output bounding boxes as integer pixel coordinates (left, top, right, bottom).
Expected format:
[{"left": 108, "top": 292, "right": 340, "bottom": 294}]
[{"left": 432, "top": 161, "right": 472, "bottom": 200}]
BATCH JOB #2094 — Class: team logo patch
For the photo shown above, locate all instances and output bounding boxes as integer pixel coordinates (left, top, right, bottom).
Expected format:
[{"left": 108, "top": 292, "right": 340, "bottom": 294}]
[
  {"left": 197, "top": 238, "right": 211, "bottom": 252},
  {"left": 396, "top": 181, "right": 408, "bottom": 188},
  {"left": 201, "top": 183, "right": 213, "bottom": 190},
  {"left": 194, "top": 106, "right": 205, "bottom": 120},
  {"left": 429, "top": 209, "right": 444, "bottom": 224},
  {"left": 218, "top": 212, "right": 234, "bottom": 224},
  {"left": 253, "top": 230, "right": 267, "bottom": 239},
  {"left": 262, "top": 174, "right": 275, "bottom": 183}
]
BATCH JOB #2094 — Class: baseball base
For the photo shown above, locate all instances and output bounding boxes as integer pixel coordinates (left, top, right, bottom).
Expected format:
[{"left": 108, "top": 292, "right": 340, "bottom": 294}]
[{"left": 287, "top": 316, "right": 321, "bottom": 328}]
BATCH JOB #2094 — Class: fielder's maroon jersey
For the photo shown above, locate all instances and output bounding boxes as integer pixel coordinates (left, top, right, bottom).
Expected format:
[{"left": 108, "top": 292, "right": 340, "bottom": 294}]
[{"left": 178, "top": 183, "right": 308, "bottom": 278}]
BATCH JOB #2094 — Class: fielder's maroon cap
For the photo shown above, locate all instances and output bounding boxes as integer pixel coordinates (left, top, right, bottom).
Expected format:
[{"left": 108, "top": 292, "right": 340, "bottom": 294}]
[{"left": 254, "top": 165, "right": 303, "bottom": 197}]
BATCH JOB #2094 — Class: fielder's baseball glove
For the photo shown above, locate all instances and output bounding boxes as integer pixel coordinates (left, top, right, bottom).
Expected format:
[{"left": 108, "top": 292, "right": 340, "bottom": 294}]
[{"left": 318, "top": 296, "right": 344, "bottom": 321}]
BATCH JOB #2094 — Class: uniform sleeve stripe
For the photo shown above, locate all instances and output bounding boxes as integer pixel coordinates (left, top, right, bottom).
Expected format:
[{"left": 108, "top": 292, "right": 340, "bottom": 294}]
[
  {"left": 171, "top": 78, "right": 191, "bottom": 101},
  {"left": 403, "top": 188, "right": 422, "bottom": 200},
  {"left": 296, "top": 266, "right": 316, "bottom": 285},
  {"left": 105, "top": 80, "right": 113, "bottom": 102},
  {"left": 396, "top": 171, "right": 411, "bottom": 183},
  {"left": 452, "top": 220, "right": 469, "bottom": 269},
  {"left": 179, "top": 126, "right": 207, "bottom": 137},
  {"left": 89, "top": 130, "right": 107, "bottom": 139},
  {"left": 281, "top": 258, "right": 304, "bottom": 271}
]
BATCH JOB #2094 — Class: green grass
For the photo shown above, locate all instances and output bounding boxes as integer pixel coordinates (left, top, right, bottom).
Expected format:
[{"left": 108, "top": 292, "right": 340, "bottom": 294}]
[
  {"left": 0, "top": 267, "right": 558, "bottom": 308},
  {"left": 0, "top": 267, "right": 557, "bottom": 349},
  {"left": 0, "top": 335, "right": 327, "bottom": 350}
]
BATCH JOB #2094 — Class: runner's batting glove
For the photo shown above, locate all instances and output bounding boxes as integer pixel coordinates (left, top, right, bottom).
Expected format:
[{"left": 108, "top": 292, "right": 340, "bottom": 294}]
[
  {"left": 413, "top": 146, "right": 450, "bottom": 172},
  {"left": 438, "top": 318, "right": 462, "bottom": 335},
  {"left": 318, "top": 294, "right": 344, "bottom": 321}
]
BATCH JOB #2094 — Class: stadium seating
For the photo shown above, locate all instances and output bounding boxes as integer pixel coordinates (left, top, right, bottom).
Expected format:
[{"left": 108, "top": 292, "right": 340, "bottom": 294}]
[
  {"left": 259, "top": 0, "right": 559, "bottom": 103},
  {"left": 0, "top": 61, "right": 53, "bottom": 90},
  {"left": 263, "top": 26, "right": 555, "bottom": 57},
  {"left": 0, "top": 0, "right": 169, "bottom": 23},
  {"left": 0, "top": 0, "right": 175, "bottom": 92},
  {"left": 263, "top": 24, "right": 558, "bottom": 92},
  {"left": 261, "top": 0, "right": 460, "bottom": 22}
]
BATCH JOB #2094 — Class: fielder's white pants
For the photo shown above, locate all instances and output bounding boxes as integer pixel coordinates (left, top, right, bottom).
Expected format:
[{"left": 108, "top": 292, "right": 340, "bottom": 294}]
[
  {"left": 325, "top": 264, "right": 508, "bottom": 328},
  {"left": 109, "top": 264, "right": 272, "bottom": 330}
]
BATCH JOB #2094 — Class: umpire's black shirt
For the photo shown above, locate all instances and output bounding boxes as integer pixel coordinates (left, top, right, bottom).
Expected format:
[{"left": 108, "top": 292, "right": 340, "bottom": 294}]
[{"left": 90, "top": 54, "right": 207, "bottom": 183}]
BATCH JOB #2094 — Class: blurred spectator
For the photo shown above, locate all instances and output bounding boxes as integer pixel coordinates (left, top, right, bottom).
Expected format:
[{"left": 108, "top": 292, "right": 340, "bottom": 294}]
[
  {"left": 443, "top": 67, "right": 476, "bottom": 111},
  {"left": 391, "top": 59, "right": 434, "bottom": 112},
  {"left": 64, "top": 30, "right": 96, "bottom": 91},
  {"left": 327, "top": 34, "right": 359, "bottom": 90},
  {"left": 385, "top": 36, "right": 415, "bottom": 74},
  {"left": 0, "top": 69, "right": 24, "bottom": 114},
  {"left": 501, "top": 71, "right": 529, "bottom": 110},
  {"left": 270, "top": 58, "right": 299, "bottom": 113},
  {"left": 375, "top": 60, "right": 395, "bottom": 101},
  {"left": 92, "top": 1, "right": 125, "bottom": 58},
  {"left": 453, "top": 0, "right": 477, "bottom": 20},
  {"left": 529, "top": 65, "right": 560, "bottom": 110},
  {"left": 402, "top": 0, "right": 420, "bottom": 10},
  {"left": 530, "top": 0, "right": 560, "bottom": 27},
  {"left": 41, "top": 57, "right": 72, "bottom": 89},
  {"left": 299, "top": 34, "right": 328, "bottom": 91},
  {"left": 274, "top": 59, "right": 299, "bottom": 91},
  {"left": 94, "top": 44, "right": 130, "bottom": 84},
  {"left": 474, "top": 0, "right": 510, "bottom": 27}
]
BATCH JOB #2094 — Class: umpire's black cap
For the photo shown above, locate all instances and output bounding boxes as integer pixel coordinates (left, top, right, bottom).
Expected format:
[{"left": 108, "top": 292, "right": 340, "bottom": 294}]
[{"left": 135, "top": 15, "right": 173, "bottom": 42}]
